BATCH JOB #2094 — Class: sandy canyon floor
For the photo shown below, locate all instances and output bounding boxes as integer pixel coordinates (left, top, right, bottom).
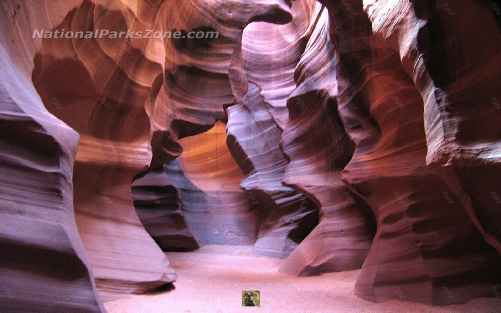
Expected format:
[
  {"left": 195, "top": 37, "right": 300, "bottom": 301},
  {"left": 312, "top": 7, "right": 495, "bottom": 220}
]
[{"left": 105, "top": 246, "right": 501, "bottom": 313}]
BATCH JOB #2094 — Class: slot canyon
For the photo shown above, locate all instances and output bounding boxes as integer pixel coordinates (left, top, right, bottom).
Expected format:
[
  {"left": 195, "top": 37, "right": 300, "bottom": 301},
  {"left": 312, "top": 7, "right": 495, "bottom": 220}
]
[{"left": 1, "top": 0, "right": 501, "bottom": 312}]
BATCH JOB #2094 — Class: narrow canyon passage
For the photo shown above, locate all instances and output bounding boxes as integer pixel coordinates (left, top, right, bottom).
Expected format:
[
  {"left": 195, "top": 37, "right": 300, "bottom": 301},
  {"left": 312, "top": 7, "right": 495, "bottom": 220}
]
[{"left": 2, "top": 0, "right": 501, "bottom": 312}]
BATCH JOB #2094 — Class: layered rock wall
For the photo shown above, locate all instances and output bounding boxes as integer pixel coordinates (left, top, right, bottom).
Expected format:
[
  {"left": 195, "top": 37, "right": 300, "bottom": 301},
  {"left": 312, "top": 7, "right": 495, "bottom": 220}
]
[
  {"left": 2, "top": 0, "right": 501, "bottom": 310},
  {"left": 31, "top": 0, "right": 177, "bottom": 295},
  {"left": 317, "top": 0, "right": 501, "bottom": 304},
  {"left": 279, "top": 6, "right": 375, "bottom": 275},
  {"left": 0, "top": 1, "right": 103, "bottom": 311}
]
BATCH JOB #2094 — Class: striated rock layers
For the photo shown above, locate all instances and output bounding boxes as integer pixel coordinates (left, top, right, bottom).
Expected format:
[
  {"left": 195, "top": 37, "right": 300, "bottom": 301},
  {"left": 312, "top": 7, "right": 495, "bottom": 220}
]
[
  {"left": 0, "top": 2, "right": 103, "bottom": 311},
  {"left": 362, "top": 0, "right": 501, "bottom": 255},
  {"left": 279, "top": 4, "right": 376, "bottom": 276},
  {"left": 0, "top": 0, "right": 299, "bottom": 311},
  {"left": 31, "top": 0, "right": 177, "bottom": 296},
  {"left": 29, "top": 0, "right": 299, "bottom": 296},
  {"left": 226, "top": 0, "right": 322, "bottom": 258},
  {"left": 2, "top": 0, "right": 501, "bottom": 311},
  {"left": 132, "top": 160, "right": 201, "bottom": 253},
  {"left": 316, "top": 0, "right": 501, "bottom": 305},
  {"left": 133, "top": 0, "right": 321, "bottom": 258}
]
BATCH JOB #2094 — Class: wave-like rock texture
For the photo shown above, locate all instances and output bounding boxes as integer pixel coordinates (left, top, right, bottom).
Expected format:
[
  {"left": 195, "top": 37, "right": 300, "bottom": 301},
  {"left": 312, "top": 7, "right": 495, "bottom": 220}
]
[
  {"left": 226, "top": 86, "right": 319, "bottom": 258},
  {"left": 3, "top": 0, "right": 501, "bottom": 310},
  {"left": 147, "top": 0, "right": 294, "bottom": 170},
  {"left": 3, "top": 0, "right": 296, "bottom": 304},
  {"left": 139, "top": 0, "right": 320, "bottom": 257},
  {"left": 278, "top": 6, "right": 375, "bottom": 276},
  {"left": 132, "top": 163, "right": 200, "bottom": 252},
  {"left": 363, "top": 0, "right": 501, "bottom": 256},
  {"left": 139, "top": 0, "right": 297, "bottom": 253},
  {"left": 0, "top": 3, "right": 103, "bottom": 312},
  {"left": 241, "top": 0, "right": 319, "bottom": 128},
  {"left": 225, "top": 0, "right": 323, "bottom": 258},
  {"left": 315, "top": 0, "right": 501, "bottom": 305},
  {"left": 31, "top": 0, "right": 176, "bottom": 296},
  {"left": 133, "top": 123, "right": 259, "bottom": 251}
]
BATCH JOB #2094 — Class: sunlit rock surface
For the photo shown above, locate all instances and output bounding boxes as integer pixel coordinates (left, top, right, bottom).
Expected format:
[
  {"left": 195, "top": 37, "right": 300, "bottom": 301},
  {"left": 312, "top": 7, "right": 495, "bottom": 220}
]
[
  {"left": 279, "top": 6, "right": 375, "bottom": 276},
  {"left": 226, "top": 2, "right": 322, "bottom": 257},
  {"left": 0, "top": 0, "right": 294, "bottom": 310},
  {"left": 177, "top": 123, "right": 258, "bottom": 246},
  {"left": 31, "top": 0, "right": 176, "bottom": 296}
]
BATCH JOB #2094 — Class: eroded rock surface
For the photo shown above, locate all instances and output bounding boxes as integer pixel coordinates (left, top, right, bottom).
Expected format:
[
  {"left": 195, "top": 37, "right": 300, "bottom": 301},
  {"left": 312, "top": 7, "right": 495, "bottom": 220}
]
[
  {"left": 31, "top": 0, "right": 176, "bottom": 295},
  {"left": 0, "top": 2, "right": 103, "bottom": 311},
  {"left": 0, "top": 0, "right": 296, "bottom": 309},
  {"left": 2, "top": 0, "right": 501, "bottom": 310},
  {"left": 322, "top": 0, "right": 501, "bottom": 305}
]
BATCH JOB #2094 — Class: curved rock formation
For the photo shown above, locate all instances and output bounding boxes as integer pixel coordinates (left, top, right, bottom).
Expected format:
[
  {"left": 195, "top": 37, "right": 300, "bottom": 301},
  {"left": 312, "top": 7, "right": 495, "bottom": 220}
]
[
  {"left": 278, "top": 5, "right": 375, "bottom": 276},
  {"left": 363, "top": 0, "right": 501, "bottom": 253},
  {"left": 226, "top": 86, "right": 319, "bottom": 258},
  {"left": 0, "top": 2, "right": 103, "bottom": 312},
  {"left": 148, "top": 0, "right": 294, "bottom": 169},
  {"left": 2, "top": 0, "right": 501, "bottom": 311},
  {"left": 132, "top": 162, "right": 200, "bottom": 252},
  {"left": 319, "top": 0, "right": 501, "bottom": 305},
  {"left": 31, "top": 0, "right": 176, "bottom": 296},
  {"left": 135, "top": 0, "right": 300, "bottom": 254},
  {"left": 177, "top": 122, "right": 258, "bottom": 246},
  {"left": 1, "top": 0, "right": 296, "bottom": 307},
  {"left": 133, "top": 122, "right": 255, "bottom": 252},
  {"left": 225, "top": 0, "right": 323, "bottom": 258}
]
